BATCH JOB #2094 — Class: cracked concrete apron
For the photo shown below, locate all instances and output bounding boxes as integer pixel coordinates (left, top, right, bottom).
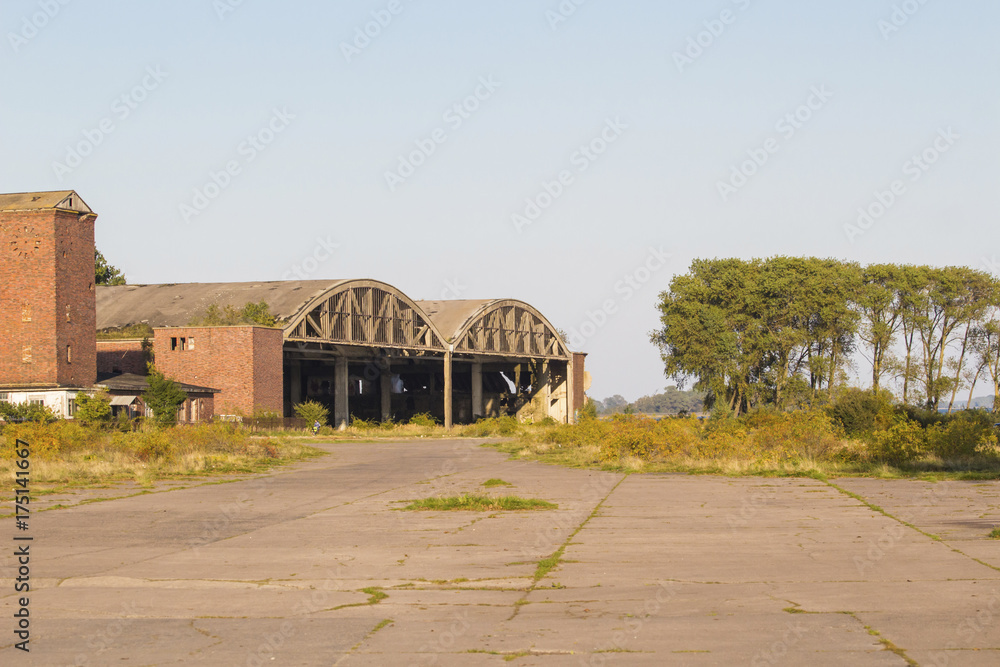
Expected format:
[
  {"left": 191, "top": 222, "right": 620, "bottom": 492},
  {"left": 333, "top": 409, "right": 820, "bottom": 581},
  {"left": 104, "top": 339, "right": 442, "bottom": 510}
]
[{"left": 2, "top": 440, "right": 999, "bottom": 665}]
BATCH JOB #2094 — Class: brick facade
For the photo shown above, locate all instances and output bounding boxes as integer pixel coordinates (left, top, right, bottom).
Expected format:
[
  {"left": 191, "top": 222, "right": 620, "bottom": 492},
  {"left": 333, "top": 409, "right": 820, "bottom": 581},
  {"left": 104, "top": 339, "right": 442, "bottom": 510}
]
[
  {"left": 96, "top": 339, "right": 148, "bottom": 375},
  {"left": 0, "top": 207, "right": 96, "bottom": 389},
  {"left": 153, "top": 326, "right": 283, "bottom": 416}
]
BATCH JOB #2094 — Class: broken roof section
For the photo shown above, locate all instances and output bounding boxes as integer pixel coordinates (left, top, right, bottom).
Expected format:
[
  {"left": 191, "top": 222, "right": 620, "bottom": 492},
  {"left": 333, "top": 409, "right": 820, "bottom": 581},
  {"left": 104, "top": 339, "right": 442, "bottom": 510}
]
[
  {"left": 96, "top": 280, "right": 354, "bottom": 330},
  {"left": 0, "top": 190, "right": 93, "bottom": 214}
]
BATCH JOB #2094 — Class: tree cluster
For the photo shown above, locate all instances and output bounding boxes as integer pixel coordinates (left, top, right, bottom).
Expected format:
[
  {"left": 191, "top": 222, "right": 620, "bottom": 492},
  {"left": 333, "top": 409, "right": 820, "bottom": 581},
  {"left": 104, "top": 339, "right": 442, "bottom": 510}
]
[
  {"left": 652, "top": 258, "right": 1000, "bottom": 415},
  {"left": 189, "top": 301, "right": 277, "bottom": 327}
]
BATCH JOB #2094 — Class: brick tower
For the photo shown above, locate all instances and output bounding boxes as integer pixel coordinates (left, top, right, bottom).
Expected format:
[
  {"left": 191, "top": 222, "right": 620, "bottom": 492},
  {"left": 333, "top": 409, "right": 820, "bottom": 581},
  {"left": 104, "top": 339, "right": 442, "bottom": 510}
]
[{"left": 0, "top": 191, "right": 97, "bottom": 390}]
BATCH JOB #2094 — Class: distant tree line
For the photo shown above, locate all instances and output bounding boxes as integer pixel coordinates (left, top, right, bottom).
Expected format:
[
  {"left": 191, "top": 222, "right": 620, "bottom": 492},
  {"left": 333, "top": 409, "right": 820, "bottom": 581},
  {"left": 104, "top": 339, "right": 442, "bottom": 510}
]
[
  {"left": 593, "top": 386, "right": 705, "bottom": 416},
  {"left": 652, "top": 258, "right": 1000, "bottom": 415}
]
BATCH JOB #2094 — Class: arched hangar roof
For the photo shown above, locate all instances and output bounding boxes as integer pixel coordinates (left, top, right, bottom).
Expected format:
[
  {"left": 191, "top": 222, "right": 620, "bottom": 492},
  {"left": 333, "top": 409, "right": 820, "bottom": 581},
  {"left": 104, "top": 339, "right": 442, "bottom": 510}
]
[{"left": 96, "top": 281, "right": 569, "bottom": 359}]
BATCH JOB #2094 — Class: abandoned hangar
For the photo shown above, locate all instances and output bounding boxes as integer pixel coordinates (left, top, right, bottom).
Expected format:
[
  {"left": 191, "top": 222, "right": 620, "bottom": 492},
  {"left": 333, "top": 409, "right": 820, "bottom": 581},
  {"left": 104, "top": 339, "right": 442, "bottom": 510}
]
[{"left": 1, "top": 190, "right": 586, "bottom": 426}]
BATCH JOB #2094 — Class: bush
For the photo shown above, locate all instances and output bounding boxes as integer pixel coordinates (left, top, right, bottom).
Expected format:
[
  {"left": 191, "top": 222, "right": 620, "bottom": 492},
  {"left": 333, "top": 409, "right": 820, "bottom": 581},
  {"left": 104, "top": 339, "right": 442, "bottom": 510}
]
[
  {"left": 578, "top": 400, "right": 598, "bottom": 421},
  {"left": 869, "top": 418, "right": 926, "bottom": 466},
  {"left": 293, "top": 401, "right": 329, "bottom": 427},
  {"left": 0, "top": 401, "right": 58, "bottom": 424},
  {"left": 76, "top": 390, "right": 113, "bottom": 427},
  {"left": 461, "top": 416, "right": 521, "bottom": 437},
  {"left": 926, "top": 410, "right": 998, "bottom": 460},
  {"left": 409, "top": 412, "right": 439, "bottom": 427},
  {"left": 827, "top": 388, "right": 895, "bottom": 437}
]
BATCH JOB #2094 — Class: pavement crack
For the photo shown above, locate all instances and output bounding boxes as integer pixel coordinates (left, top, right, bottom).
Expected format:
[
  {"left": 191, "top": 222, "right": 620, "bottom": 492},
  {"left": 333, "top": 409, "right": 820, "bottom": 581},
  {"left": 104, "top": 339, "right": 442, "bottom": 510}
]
[{"left": 507, "top": 473, "right": 629, "bottom": 620}]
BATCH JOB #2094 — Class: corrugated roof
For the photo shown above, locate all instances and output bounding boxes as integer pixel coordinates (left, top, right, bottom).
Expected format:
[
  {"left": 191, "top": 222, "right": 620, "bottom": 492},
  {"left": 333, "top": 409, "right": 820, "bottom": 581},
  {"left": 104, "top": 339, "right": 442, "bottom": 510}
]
[
  {"left": 0, "top": 190, "right": 92, "bottom": 213},
  {"left": 96, "top": 280, "right": 350, "bottom": 329},
  {"left": 416, "top": 300, "right": 496, "bottom": 341}
]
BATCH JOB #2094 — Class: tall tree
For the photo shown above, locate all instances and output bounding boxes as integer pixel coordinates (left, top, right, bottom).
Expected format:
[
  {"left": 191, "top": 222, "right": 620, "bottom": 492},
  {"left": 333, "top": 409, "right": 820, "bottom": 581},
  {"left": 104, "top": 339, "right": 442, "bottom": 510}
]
[
  {"left": 856, "top": 264, "right": 905, "bottom": 393},
  {"left": 95, "top": 248, "right": 126, "bottom": 285}
]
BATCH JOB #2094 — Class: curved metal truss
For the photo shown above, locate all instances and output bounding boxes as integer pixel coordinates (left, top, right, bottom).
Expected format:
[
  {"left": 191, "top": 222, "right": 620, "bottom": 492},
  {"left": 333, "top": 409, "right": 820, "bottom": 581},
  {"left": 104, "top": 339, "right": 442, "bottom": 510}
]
[
  {"left": 284, "top": 281, "right": 445, "bottom": 351},
  {"left": 453, "top": 300, "right": 570, "bottom": 359}
]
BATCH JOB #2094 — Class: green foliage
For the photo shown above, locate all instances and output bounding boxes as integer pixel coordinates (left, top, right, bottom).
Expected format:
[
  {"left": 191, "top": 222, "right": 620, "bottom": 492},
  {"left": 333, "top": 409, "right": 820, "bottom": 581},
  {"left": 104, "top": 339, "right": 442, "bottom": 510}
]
[
  {"left": 191, "top": 301, "right": 277, "bottom": 327},
  {"left": 409, "top": 412, "right": 439, "bottom": 427},
  {"left": 0, "top": 401, "right": 58, "bottom": 423},
  {"left": 96, "top": 323, "right": 154, "bottom": 340},
  {"left": 925, "top": 410, "right": 998, "bottom": 460},
  {"left": 75, "top": 390, "right": 112, "bottom": 426},
  {"left": 653, "top": 258, "right": 999, "bottom": 413},
  {"left": 95, "top": 248, "right": 126, "bottom": 285},
  {"left": 293, "top": 400, "right": 329, "bottom": 427},
  {"left": 142, "top": 366, "right": 188, "bottom": 426},
  {"left": 578, "top": 400, "right": 598, "bottom": 421},
  {"left": 401, "top": 494, "right": 557, "bottom": 511},
  {"left": 826, "top": 388, "right": 896, "bottom": 437},
  {"left": 461, "top": 416, "right": 521, "bottom": 437},
  {"left": 868, "top": 418, "right": 927, "bottom": 466}
]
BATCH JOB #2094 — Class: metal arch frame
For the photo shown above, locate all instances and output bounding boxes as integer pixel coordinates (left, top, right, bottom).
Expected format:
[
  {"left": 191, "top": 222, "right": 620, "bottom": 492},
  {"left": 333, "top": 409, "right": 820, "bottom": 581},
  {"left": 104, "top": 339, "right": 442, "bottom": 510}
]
[
  {"left": 448, "top": 299, "right": 571, "bottom": 360},
  {"left": 282, "top": 279, "right": 447, "bottom": 352}
]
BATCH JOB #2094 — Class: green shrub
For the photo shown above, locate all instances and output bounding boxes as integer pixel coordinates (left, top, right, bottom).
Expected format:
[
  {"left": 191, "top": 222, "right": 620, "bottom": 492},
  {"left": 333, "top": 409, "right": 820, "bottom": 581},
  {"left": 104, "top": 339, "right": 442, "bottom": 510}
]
[
  {"left": 0, "top": 401, "right": 58, "bottom": 424},
  {"left": 76, "top": 390, "right": 113, "bottom": 427},
  {"left": 461, "top": 416, "right": 521, "bottom": 437},
  {"left": 293, "top": 400, "right": 329, "bottom": 427},
  {"left": 869, "top": 418, "right": 926, "bottom": 466},
  {"left": 409, "top": 412, "right": 439, "bottom": 427},
  {"left": 926, "top": 410, "right": 998, "bottom": 460},
  {"left": 827, "top": 388, "right": 895, "bottom": 436}
]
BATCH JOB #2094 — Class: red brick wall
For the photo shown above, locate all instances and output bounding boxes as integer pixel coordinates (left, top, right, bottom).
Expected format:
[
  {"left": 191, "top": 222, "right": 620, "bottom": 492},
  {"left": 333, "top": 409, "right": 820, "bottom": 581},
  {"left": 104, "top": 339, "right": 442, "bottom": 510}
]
[
  {"left": 0, "top": 208, "right": 96, "bottom": 388},
  {"left": 96, "top": 339, "right": 147, "bottom": 375},
  {"left": 154, "top": 326, "right": 283, "bottom": 416}
]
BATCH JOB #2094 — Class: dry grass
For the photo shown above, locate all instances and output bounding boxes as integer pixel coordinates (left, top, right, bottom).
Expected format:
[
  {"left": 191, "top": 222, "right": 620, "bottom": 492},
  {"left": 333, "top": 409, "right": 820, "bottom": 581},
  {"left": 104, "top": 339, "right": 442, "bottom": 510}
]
[
  {"left": 489, "top": 412, "right": 1000, "bottom": 480},
  {"left": 0, "top": 421, "right": 324, "bottom": 488}
]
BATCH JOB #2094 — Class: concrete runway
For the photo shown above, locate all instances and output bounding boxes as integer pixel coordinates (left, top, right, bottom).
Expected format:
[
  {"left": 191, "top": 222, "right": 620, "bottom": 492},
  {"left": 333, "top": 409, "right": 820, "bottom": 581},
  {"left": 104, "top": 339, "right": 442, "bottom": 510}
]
[{"left": 2, "top": 440, "right": 1000, "bottom": 665}]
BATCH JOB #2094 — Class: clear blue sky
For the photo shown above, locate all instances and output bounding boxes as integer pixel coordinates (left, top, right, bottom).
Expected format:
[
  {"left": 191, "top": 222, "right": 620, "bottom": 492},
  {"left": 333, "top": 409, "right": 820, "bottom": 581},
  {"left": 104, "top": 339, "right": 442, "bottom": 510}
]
[{"left": 2, "top": 0, "right": 998, "bottom": 400}]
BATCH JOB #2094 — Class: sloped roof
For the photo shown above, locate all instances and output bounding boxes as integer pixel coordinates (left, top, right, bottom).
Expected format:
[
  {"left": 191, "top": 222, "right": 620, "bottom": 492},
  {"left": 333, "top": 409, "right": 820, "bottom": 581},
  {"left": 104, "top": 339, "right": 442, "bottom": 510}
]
[
  {"left": 0, "top": 190, "right": 93, "bottom": 214},
  {"left": 96, "top": 373, "right": 219, "bottom": 394},
  {"left": 416, "top": 300, "right": 495, "bottom": 341},
  {"left": 96, "top": 280, "right": 351, "bottom": 329}
]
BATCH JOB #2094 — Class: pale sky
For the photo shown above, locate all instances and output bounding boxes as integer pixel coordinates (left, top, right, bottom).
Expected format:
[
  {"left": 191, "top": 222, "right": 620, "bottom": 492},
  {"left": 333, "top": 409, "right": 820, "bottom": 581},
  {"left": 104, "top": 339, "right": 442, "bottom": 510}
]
[{"left": 2, "top": 0, "right": 998, "bottom": 400}]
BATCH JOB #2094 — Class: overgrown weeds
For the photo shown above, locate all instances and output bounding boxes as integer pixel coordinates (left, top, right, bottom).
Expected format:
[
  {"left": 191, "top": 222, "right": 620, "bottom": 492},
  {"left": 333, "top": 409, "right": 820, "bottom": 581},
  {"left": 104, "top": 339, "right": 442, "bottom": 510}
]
[{"left": 0, "top": 421, "right": 323, "bottom": 487}]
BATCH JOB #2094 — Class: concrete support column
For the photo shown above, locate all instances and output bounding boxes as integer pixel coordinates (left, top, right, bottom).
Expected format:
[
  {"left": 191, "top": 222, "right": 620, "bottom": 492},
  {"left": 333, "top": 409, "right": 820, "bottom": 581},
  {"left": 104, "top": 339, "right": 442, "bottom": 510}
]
[
  {"left": 334, "top": 357, "right": 349, "bottom": 431},
  {"left": 567, "top": 356, "right": 577, "bottom": 424},
  {"left": 471, "top": 362, "right": 483, "bottom": 420},
  {"left": 444, "top": 351, "right": 453, "bottom": 429},
  {"left": 380, "top": 367, "right": 392, "bottom": 423},
  {"left": 289, "top": 362, "right": 302, "bottom": 408}
]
